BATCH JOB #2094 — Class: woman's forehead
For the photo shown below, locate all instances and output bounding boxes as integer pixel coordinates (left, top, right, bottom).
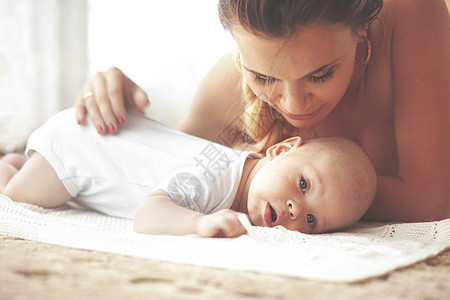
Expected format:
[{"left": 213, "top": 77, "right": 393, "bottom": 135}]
[{"left": 235, "top": 23, "right": 352, "bottom": 78}]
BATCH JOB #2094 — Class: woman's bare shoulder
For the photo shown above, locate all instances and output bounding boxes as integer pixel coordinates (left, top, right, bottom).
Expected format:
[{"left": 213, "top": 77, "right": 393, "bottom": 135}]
[
  {"left": 387, "top": 0, "right": 448, "bottom": 26},
  {"left": 389, "top": 0, "right": 450, "bottom": 216},
  {"left": 177, "top": 50, "right": 245, "bottom": 144},
  {"left": 376, "top": 0, "right": 448, "bottom": 31},
  {"left": 369, "top": 0, "right": 449, "bottom": 87},
  {"left": 387, "top": 0, "right": 449, "bottom": 103}
]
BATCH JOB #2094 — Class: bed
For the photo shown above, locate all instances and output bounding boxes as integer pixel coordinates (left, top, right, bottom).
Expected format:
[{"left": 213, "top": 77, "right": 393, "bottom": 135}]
[{"left": 1, "top": 195, "right": 449, "bottom": 299}]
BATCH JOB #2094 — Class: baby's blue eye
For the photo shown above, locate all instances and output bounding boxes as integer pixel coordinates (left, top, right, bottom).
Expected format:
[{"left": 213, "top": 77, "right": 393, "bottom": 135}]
[
  {"left": 300, "top": 178, "right": 308, "bottom": 193},
  {"left": 307, "top": 214, "right": 315, "bottom": 227}
]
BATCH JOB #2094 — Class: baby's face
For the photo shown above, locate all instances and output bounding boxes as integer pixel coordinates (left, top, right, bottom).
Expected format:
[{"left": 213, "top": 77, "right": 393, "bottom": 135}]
[{"left": 247, "top": 138, "right": 363, "bottom": 233}]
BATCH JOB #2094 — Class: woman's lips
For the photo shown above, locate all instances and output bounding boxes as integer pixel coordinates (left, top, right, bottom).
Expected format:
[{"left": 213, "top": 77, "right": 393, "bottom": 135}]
[{"left": 284, "top": 106, "right": 322, "bottom": 120}]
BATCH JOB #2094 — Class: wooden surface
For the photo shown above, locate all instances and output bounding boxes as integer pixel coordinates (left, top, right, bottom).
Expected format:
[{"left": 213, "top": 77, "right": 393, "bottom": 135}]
[{"left": 1, "top": 235, "right": 449, "bottom": 299}]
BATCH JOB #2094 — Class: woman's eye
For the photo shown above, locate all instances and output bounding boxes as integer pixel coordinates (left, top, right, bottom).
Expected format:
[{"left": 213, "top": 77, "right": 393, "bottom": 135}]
[
  {"left": 300, "top": 177, "right": 308, "bottom": 193},
  {"left": 254, "top": 75, "right": 276, "bottom": 86},
  {"left": 307, "top": 214, "right": 316, "bottom": 227},
  {"left": 307, "top": 67, "right": 335, "bottom": 83}
]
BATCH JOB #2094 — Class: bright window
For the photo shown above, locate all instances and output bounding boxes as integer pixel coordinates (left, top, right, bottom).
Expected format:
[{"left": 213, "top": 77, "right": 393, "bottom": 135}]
[{"left": 88, "top": 0, "right": 235, "bottom": 126}]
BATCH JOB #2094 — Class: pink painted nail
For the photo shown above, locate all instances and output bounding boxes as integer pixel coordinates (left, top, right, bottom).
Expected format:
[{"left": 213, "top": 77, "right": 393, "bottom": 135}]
[
  {"left": 97, "top": 125, "right": 103, "bottom": 134},
  {"left": 76, "top": 119, "right": 81, "bottom": 125},
  {"left": 118, "top": 116, "right": 125, "bottom": 125},
  {"left": 108, "top": 124, "right": 115, "bottom": 134}
]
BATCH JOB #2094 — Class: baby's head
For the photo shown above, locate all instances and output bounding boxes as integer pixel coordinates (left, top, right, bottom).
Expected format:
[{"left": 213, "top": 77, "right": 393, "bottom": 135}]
[{"left": 247, "top": 136, "right": 377, "bottom": 233}]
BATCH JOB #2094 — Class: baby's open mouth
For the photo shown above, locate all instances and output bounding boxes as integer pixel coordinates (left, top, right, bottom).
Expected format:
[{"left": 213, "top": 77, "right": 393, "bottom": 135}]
[
  {"left": 264, "top": 203, "right": 278, "bottom": 227},
  {"left": 270, "top": 204, "right": 277, "bottom": 223}
]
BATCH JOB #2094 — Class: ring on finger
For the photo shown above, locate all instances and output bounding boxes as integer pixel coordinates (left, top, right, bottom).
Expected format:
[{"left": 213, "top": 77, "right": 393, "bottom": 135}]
[{"left": 83, "top": 91, "right": 95, "bottom": 100}]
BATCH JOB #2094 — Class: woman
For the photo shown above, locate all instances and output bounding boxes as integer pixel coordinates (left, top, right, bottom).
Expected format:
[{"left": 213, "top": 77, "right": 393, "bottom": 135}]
[{"left": 75, "top": 0, "right": 450, "bottom": 222}]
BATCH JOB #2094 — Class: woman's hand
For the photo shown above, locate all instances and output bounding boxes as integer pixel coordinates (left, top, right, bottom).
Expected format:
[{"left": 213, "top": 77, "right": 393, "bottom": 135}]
[
  {"left": 196, "top": 209, "right": 247, "bottom": 238},
  {"left": 75, "top": 67, "right": 150, "bottom": 135}
]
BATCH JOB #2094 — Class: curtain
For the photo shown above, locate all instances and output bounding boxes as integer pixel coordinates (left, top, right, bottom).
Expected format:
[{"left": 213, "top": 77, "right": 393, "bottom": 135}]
[{"left": 0, "top": 0, "right": 88, "bottom": 153}]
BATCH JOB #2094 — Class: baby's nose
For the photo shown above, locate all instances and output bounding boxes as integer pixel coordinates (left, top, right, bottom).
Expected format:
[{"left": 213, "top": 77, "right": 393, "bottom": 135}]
[{"left": 287, "top": 199, "right": 300, "bottom": 219}]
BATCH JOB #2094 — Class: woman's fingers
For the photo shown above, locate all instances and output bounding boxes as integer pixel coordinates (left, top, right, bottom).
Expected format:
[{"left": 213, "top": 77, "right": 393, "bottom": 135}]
[
  {"left": 105, "top": 67, "right": 128, "bottom": 126},
  {"left": 83, "top": 83, "right": 107, "bottom": 134},
  {"left": 124, "top": 73, "right": 150, "bottom": 116},
  {"left": 74, "top": 92, "right": 87, "bottom": 125},
  {"left": 74, "top": 66, "right": 150, "bottom": 134},
  {"left": 131, "top": 86, "right": 150, "bottom": 111},
  {"left": 92, "top": 71, "right": 119, "bottom": 134}
]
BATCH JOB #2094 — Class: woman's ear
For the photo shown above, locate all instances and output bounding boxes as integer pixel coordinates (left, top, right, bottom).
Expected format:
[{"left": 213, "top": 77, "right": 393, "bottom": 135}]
[
  {"left": 266, "top": 136, "right": 303, "bottom": 159},
  {"left": 356, "top": 24, "right": 369, "bottom": 40}
]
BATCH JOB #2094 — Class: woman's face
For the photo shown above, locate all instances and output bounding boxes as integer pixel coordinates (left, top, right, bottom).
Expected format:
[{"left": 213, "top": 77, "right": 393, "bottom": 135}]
[{"left": 233, "top": 23, "right": 360, "bottom": 128}]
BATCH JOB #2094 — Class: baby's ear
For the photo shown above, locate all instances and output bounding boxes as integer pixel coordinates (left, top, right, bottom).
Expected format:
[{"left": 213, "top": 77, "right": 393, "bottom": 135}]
[{"left": 266, "top": 136, "right": 302, "bottom": 159}]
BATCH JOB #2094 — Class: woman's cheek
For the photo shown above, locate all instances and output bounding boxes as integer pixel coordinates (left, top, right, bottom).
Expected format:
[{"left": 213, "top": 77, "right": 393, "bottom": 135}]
[
  {"left": 245, "top": 79, "right": 273, "bottom": 103},
  {"left": 330, "top": 73, "right": 352, "bottom": 101},
  {"left": 244, "top": 78, "right": 262, "bottom": 97}
]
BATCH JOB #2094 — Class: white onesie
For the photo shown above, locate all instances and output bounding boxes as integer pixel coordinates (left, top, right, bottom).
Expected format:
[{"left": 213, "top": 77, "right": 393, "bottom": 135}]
[{"left": 25, "top": 108, "right": 255, "bottom": 219}]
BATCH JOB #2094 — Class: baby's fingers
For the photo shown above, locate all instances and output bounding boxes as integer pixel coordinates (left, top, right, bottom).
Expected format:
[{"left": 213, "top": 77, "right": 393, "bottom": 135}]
[
  {"left": 214, "top": 213, "right": 247, "bottom": 238},
  {"left": 197, "top": 211, "right": 246, "bottom": 238},
  {"left": 222, "top": 223, "right": 247, "bottom": 238}
]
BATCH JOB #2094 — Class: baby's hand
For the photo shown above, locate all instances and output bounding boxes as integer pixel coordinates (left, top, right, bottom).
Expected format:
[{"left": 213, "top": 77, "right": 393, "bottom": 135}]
[{"left": 196, "top": 209, "right": 247, "bottom": 238}]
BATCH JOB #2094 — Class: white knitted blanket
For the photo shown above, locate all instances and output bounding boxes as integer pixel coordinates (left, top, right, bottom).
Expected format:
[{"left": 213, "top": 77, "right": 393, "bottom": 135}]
[{"left": 0, "top": 194, "right": 449, "bottom": 282}]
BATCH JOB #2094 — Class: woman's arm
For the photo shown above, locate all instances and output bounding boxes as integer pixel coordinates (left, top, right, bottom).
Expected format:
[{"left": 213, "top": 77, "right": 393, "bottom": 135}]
[
  {"left": 365, "top": 0, "right": 450, "bottom": 221},
  {"left": 177, "top": 50, "right": 245, "bottom": 145},
  {"left": 133, "top": 190, "right": 246, "bottom": 237}
]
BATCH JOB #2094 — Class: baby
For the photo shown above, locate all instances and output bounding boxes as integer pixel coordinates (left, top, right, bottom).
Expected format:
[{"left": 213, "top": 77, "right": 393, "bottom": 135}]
[{"left": 0, "top": 108, "right": 376, "bottom": 237}]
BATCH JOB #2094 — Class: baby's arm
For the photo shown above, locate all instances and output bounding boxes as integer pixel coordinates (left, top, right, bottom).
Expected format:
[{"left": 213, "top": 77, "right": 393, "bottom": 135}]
[{"left": 133, "top": 190, "right": 246, "bottom": 238}]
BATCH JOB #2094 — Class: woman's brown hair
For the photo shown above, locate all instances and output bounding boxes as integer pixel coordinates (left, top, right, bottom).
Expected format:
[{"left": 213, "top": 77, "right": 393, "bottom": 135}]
[{"left": 218, "top": 0, "right": 383, "bottom": 153}]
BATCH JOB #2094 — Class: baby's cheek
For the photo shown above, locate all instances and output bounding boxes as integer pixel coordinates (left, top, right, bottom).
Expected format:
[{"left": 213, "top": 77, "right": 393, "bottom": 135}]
[{"left": 247, "top": 206, "right": 262, "bottom": 227}]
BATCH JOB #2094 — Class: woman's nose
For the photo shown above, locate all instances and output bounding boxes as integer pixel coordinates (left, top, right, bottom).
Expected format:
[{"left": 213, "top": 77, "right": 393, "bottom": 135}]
[
  {"left": 287, "top": 199, "right": 300, "bottom": 219},
  {"left": 280, "top": 81, "right": 313, "bottom": 113}
]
